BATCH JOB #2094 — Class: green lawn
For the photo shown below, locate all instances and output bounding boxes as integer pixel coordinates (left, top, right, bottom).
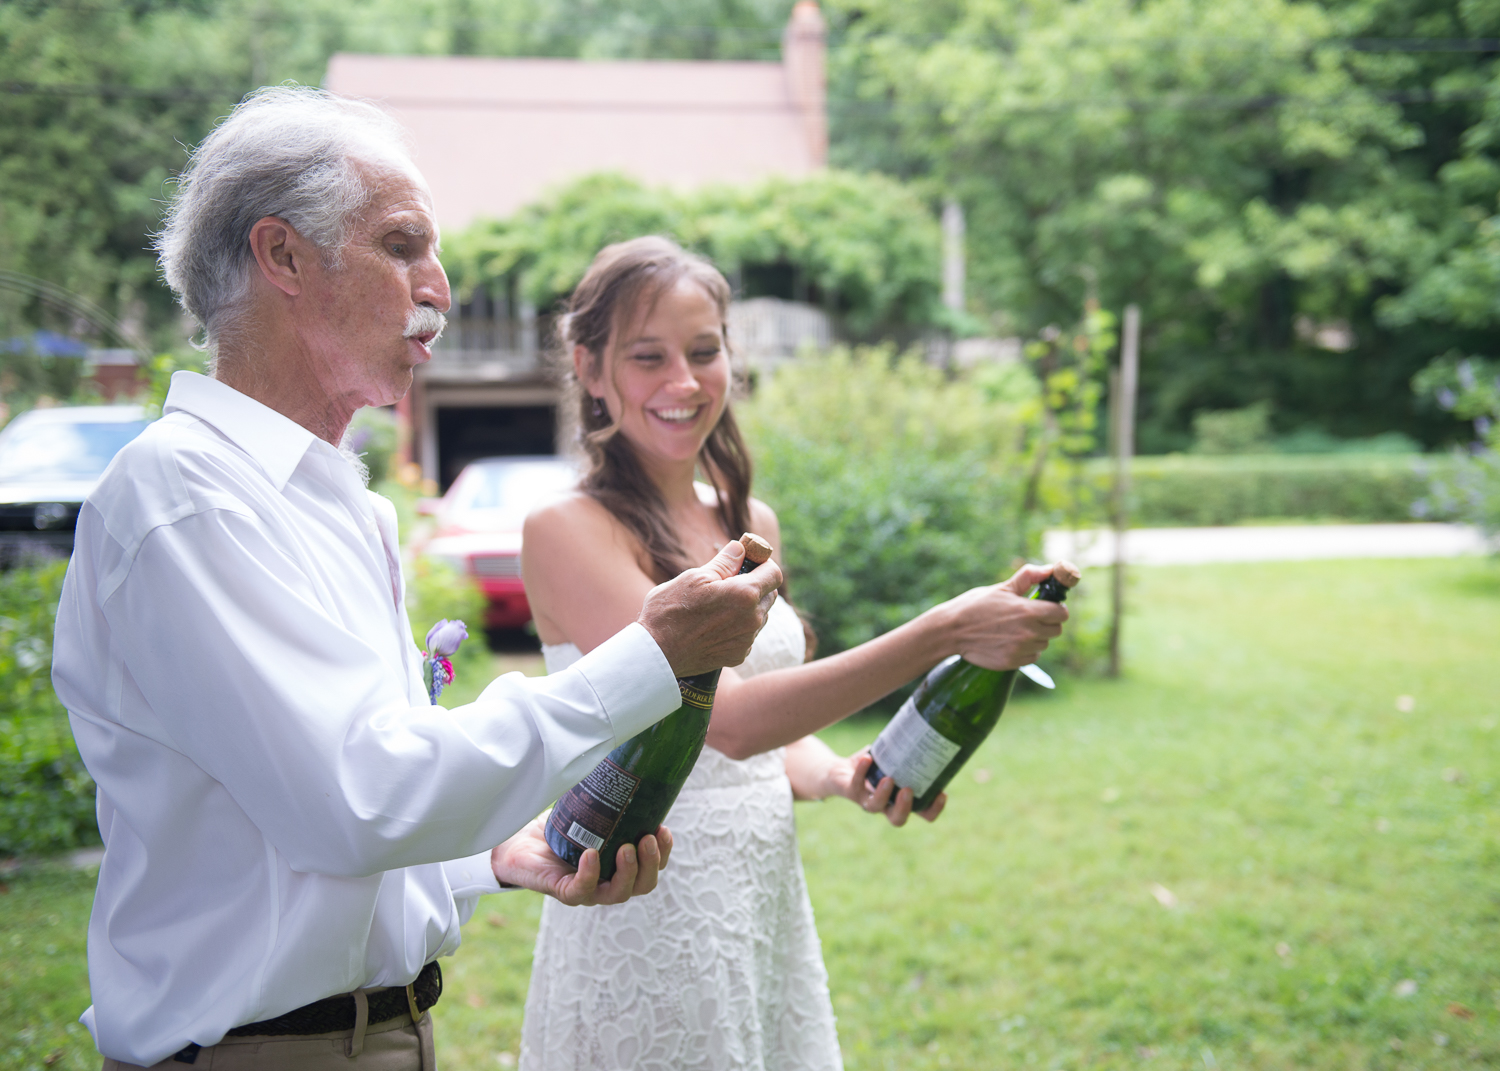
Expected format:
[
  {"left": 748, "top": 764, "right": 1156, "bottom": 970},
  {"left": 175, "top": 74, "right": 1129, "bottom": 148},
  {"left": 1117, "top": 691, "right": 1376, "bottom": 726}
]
[{"left": 4, "top": 559, "right": 1496, "bottom": 1070}]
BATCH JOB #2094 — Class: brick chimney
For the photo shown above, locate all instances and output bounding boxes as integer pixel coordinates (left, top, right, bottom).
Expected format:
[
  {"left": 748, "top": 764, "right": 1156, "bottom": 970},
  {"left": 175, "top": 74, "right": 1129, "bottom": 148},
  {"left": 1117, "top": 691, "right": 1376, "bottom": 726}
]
[{"left": 782, "top": 0, "right": 827, "bottom": 166}]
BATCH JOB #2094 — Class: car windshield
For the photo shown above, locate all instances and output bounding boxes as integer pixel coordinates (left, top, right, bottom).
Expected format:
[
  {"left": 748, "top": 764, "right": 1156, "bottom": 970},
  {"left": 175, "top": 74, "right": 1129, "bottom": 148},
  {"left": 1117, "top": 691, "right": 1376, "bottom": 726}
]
[
  {"left": 452, "top": 459, "right": 576, "bottom": 527},
  {"left": 0, "top": 419, "right": 149, "bottom": 483}
]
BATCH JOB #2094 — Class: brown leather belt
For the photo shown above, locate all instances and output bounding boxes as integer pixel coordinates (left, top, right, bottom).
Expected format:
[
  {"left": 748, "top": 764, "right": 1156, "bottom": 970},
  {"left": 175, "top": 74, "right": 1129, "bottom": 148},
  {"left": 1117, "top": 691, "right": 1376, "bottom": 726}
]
[{"left": 226, "top": 960, "right": 442, "bottom": 1037}]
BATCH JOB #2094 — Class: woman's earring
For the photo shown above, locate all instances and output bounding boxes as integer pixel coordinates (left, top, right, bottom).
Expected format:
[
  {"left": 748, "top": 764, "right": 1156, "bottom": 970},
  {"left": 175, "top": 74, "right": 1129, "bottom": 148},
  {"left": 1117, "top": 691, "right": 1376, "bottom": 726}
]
[{"left": 591, "top": 396, "right": 605, "bottom": 418}]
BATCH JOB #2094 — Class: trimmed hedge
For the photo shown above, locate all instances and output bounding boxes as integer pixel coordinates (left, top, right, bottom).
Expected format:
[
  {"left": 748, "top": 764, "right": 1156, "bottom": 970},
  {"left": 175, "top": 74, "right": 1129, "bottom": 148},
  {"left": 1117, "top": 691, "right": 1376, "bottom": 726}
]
[{"left": 1067, "top": 453, "right": 1448, "bottom": 528}]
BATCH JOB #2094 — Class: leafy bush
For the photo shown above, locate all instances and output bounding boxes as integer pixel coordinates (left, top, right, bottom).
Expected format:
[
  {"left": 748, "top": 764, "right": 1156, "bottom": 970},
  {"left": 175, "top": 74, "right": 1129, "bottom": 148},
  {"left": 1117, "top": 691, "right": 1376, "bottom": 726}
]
[
  {"left": 1411, "top": 354, "right": 1500, "bottom": 536},
  {"left": 0, "top": 563, "right": 98, "bottom": 856},
  {"left": 1191, "top": 402, "right": 1272, "bottom": 455},
  {"left": 739, "top": 346, "right": 1037, "bottom": 657},
  {"left": 445, "top": 170, "right": 943, "bottom": 335}
]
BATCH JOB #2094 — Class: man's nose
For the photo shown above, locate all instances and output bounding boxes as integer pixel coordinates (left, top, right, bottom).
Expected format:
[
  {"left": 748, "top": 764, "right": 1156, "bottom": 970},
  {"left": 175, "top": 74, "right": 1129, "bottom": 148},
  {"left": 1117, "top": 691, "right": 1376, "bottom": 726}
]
[{"left": 415, "top": 256, "right": 451, "bottom": 313}]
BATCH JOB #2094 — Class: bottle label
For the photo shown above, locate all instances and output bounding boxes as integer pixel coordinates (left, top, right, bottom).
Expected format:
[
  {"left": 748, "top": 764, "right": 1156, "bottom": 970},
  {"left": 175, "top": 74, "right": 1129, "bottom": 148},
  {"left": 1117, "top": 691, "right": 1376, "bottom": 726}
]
[
  {"left": 547, "top": 756, "right": 641, "bottom": 854},
  {"left": 677, "top": 678, "right": 716, "bottom": 710},
  {"left": 869, "top": 694, "right": 962, "bottom": 796}
]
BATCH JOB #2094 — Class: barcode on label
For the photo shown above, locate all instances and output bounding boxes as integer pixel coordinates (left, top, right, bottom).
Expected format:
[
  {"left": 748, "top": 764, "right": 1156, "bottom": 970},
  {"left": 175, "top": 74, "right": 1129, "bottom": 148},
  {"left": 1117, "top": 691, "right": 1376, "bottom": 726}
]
[{"left": 567, "top": 822, "right": 604, "bottom": 851}]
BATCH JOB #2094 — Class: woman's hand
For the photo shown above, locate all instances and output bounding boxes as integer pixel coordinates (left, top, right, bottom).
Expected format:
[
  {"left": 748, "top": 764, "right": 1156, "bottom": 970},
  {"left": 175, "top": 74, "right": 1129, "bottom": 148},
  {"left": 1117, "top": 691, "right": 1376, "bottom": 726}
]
[
  {"left": 824, "top": 749, "right": 947, "bottom": 827},
  {"left": 785, "top": 736, "right": 946, "bottom": 827},
  {"left": 491, "top": 817, "right": 674, "bottom": 906},
  {"left": 935, "top": 562, "right": 1073, "bottom": 672}
]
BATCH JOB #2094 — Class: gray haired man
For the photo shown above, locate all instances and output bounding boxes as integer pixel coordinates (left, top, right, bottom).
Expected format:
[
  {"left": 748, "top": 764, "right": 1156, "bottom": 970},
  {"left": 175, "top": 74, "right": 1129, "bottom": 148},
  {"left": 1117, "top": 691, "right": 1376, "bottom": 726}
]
[{"left": 52, "top": 87, "right": 781, "bottom": 1069}]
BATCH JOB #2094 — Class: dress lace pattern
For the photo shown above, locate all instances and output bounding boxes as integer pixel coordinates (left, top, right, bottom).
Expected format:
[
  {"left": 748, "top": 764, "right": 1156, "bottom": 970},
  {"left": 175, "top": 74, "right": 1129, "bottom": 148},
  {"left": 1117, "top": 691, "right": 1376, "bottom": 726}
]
[{"left": 519, "top": 597, "right": 842, "bottom": 1071}]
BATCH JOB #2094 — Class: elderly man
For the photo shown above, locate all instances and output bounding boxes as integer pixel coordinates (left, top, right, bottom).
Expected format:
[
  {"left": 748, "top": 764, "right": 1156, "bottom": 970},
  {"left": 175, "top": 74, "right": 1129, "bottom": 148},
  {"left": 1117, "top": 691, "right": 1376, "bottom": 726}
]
[{"left": 51, "top": 87, "right": 782, "bottom": 1069}]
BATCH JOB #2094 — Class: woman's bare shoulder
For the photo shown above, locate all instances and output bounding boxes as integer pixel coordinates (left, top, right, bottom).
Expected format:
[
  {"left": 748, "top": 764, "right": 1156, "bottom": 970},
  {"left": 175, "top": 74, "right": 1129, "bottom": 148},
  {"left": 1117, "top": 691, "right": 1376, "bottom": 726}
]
[
  {"left": 526, "top": 489, "right": 615, "bottom": 539},
  {"left": 524, "top": 491, "right": 643, "bottom": 573}
]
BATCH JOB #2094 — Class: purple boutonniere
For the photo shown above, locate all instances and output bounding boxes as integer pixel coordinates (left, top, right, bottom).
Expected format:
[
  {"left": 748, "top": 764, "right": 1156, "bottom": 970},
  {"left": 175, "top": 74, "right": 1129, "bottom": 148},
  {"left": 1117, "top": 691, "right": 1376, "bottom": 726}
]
[{"left": 423, "top": 618, "right": 469, "bottom": 704}]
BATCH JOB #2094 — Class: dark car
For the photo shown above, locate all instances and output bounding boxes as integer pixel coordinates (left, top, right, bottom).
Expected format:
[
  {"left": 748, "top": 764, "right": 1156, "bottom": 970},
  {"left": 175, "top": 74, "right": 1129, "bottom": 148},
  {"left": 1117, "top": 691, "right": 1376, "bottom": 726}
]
[
  {"left": 0, "top": 405, "right": 150, "bottom": 566},
  {"left": 417, "top": 455, "right": 578, "bottom": 629}
]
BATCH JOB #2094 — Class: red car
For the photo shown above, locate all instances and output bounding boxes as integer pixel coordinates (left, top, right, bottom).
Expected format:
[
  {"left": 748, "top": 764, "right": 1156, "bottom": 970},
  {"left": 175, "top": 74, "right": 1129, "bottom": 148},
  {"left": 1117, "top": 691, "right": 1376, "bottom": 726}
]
[{"left": 418, "top": 455, "right": 578, "bottom": 629}]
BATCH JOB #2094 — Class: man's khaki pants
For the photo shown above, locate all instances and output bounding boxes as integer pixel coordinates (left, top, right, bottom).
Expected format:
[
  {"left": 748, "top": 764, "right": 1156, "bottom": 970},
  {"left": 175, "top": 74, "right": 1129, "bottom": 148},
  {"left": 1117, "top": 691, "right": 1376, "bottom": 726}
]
[{"left": 101, "top": 996, "right": 436, "bottom": 1070}]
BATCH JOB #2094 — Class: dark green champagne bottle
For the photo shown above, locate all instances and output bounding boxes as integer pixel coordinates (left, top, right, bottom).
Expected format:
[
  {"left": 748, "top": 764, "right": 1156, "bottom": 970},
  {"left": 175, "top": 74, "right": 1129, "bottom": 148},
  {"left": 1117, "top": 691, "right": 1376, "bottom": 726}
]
[
  {"left": 545, "top": 533, "right": 774, "bottom": 881},
  {"left": 864, "top": 563, "right": 1080, "bottom": 813}
]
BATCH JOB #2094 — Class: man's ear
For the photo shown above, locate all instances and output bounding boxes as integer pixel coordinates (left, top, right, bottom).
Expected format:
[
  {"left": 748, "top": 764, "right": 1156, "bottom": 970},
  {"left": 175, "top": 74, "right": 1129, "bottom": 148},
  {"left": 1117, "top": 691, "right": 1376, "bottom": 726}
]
[{"left": 249, "top": 216, "right": 310, "bottom": 298}]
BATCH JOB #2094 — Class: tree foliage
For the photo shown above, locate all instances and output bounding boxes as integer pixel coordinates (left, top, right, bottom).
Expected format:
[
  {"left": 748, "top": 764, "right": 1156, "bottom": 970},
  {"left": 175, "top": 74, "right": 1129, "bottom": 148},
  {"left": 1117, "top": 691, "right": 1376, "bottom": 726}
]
[
  {"left": 444, "top": 170, "right": 944, "bottom": 334},
  {"left": 825, "top": 0, "right": 1498, "bottom": 449},
  {"left": 8, "top": 0, "right": 1500, "bottom": 452},
  {"left": 0, "top": 0, "right": 798, "bottom": 349}
]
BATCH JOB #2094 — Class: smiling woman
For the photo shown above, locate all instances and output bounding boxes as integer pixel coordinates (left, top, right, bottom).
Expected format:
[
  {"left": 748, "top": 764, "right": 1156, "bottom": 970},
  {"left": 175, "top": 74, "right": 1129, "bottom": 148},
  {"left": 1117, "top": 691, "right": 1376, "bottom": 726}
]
[{"left": 513, "top": 236, "right": 1071, "bottom": 1070}]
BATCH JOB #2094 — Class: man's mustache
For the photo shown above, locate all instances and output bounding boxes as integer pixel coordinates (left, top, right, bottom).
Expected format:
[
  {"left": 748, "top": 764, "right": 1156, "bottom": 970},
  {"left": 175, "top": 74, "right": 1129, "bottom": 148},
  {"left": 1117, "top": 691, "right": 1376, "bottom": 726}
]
[{"left": 404, "top": 306, "right": 447, "bottom": 342}]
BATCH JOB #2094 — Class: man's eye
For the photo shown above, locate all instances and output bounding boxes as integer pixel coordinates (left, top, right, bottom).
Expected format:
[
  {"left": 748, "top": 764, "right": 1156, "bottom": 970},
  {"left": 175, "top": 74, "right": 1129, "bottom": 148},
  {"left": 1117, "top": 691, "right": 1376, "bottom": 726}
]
[{"left": 390, "top": 242, "right": 408, "bottom": 256}]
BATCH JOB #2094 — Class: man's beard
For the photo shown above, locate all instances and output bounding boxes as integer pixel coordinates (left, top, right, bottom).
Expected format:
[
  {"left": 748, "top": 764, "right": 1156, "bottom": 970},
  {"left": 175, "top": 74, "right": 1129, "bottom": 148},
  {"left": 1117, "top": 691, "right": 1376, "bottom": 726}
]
[{"left": 404, "top": 305, "right": 447, "bottom": 345}]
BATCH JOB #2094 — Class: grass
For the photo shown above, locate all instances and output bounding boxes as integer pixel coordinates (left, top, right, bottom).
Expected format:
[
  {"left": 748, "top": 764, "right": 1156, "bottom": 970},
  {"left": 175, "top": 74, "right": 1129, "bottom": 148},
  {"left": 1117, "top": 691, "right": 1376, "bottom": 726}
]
[
  {"left": 2, "top": 558, "right": 1496, "bottom": 1069},
  {"left": 0, "top": 863, "right": 96, "bottom": 1069}
]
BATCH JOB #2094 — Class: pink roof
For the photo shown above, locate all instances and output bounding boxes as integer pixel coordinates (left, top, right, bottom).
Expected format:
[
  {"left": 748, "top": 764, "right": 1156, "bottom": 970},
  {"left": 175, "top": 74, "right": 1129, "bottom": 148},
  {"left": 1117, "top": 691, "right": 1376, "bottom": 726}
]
[{"left": 325, "top": 53, "right": 825, "bottom": 232}]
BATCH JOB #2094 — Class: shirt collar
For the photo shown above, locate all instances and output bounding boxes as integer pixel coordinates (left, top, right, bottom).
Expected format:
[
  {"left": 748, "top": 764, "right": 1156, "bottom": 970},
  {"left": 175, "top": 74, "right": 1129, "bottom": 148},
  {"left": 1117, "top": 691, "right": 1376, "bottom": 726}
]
[{"left": 163, "top": 371, "right": 320, "bottom": 491}]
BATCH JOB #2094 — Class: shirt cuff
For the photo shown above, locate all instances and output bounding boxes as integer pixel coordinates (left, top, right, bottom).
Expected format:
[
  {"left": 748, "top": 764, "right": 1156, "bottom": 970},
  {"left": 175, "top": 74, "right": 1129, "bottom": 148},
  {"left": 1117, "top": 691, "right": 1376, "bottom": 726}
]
[
  {"left": 443, "top": 850, "right": 504, "bottom": 899},
  {"left": 570, "top": 621, "right": 680, "bottom": 745}
]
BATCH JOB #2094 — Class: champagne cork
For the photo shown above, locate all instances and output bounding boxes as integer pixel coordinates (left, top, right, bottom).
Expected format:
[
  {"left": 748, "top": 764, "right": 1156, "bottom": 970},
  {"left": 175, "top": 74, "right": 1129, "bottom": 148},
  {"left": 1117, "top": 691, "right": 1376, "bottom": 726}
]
[
  {"left": 740, "top": 532, "right": 773, "bottom": 565},
  {"left": 1052, "top": 560, "right": 1082, "bottom": 588}
]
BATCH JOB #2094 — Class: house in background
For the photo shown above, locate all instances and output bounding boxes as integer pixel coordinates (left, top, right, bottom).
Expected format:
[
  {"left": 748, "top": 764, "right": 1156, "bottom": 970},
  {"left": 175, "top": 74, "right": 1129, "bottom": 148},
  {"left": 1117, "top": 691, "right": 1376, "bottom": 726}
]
[{"left": 325, "top": 1, "right": 830, "bottom": 488}]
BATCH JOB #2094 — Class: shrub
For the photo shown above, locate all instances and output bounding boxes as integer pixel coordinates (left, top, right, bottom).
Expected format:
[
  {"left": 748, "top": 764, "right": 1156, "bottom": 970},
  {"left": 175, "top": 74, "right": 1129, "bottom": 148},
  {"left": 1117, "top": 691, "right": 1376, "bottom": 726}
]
[
  {"left": 0, "top": 562, "right": 98, "bottom": 856},
  {"left": 1411, "top": 354, "right": 1500, "bottom": 536},
  {"left": 1191, "top": 402, "right": 1272, "bottom": 454},
  {"left": 1413, "top": 450, "right": 1500, "bottom": 534},
  {"left": 739, "top": 346, "right": 1038, "bottom": 657}
]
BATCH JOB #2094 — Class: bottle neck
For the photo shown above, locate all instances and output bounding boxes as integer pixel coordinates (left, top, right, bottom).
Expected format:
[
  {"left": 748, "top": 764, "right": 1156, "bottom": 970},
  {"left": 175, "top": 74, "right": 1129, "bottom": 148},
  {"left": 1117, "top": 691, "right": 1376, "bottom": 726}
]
[{"left": 1032, "top": 575, "right": 1071, "bottom": 604}]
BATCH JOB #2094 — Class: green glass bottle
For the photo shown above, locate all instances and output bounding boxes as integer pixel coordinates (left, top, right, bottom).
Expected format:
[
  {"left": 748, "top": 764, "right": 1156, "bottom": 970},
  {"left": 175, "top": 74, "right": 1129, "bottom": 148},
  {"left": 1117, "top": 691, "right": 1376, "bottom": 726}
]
[
  {"left": 545, "top": 533, "right": 774, "bottom": 881},
  {"left": 864, "top": 564, "right": 1079, "bottom": 814}
]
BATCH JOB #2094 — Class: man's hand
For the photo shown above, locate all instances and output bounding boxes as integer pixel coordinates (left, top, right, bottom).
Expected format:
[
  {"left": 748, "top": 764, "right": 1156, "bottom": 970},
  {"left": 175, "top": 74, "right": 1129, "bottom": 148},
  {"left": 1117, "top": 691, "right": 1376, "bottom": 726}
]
[
  {"left": 638, "top": 540, "right": 784, "bottom": 677},
  {"left": 490, "top": 818, "right": 674, "bottom": 906},
  {"left": 940, "top": 561, "right": 1077, "bottom": 672},
  {"left": 823, "top": 749, "right": 947, "bottom": 827}
]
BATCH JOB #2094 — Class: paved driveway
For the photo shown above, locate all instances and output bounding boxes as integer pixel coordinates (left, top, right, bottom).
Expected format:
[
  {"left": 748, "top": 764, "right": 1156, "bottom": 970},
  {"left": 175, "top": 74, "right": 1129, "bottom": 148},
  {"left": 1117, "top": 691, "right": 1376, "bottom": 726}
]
[{"left": 1043, "top": 523, "right": 1494, "bottom": 566}]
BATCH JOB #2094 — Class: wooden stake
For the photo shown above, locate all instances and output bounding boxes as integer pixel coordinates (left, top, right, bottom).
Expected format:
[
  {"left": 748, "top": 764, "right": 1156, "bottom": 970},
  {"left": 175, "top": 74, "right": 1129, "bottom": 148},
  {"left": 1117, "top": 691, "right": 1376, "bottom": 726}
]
[{"left": 1108, "top": 304, "right": 1140, "bottom": 677}]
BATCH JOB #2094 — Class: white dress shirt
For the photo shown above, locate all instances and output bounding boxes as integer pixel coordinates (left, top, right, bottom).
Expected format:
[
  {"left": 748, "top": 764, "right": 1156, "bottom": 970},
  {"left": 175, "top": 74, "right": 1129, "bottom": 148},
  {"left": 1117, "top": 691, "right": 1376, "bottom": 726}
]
[{"left": 52, "top": 372, "right": 681, "bottom": 1066}]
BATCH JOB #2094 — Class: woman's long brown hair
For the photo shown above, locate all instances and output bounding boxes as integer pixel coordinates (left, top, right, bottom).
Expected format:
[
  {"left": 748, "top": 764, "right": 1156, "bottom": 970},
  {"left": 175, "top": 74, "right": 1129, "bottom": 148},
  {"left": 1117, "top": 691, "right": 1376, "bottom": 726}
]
[{"left": 556, "top": 236, "right": 753, "bottom": 583}]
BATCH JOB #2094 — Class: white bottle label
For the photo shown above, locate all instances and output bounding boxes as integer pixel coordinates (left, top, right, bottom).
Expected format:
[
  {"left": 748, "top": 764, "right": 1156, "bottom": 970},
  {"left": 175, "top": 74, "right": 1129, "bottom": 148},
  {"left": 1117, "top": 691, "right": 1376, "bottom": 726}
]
[{"left": 870, "top": 694, "right": 962, "bottom": 796}]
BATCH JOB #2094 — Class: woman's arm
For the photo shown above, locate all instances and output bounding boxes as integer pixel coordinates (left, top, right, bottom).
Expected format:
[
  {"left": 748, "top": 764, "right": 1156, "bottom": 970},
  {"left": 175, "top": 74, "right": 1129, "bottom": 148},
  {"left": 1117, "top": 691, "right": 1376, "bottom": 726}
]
[
  {"left": 705, "top": 501, "right": 1069, "bottom": 759},
  {"left": 524, "top": 494, "right": 1069, "bottom": 763}
]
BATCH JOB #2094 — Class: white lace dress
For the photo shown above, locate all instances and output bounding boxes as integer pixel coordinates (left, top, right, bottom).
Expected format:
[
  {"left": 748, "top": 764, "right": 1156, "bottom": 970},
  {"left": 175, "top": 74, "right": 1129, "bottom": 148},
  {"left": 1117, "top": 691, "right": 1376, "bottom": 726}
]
[{"left": 518, "top": 596, "right": 842, "bottom": 1071}]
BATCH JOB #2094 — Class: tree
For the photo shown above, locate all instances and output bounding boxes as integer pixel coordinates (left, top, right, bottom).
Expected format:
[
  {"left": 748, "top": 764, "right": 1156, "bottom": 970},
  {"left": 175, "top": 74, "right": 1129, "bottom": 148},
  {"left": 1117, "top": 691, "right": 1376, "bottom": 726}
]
[
  {"left": 0, "top": 0, "right": 800, "bottom": 351},
  {"left": 825, "top": 0, "right": 1491, "bottom": 449}
]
